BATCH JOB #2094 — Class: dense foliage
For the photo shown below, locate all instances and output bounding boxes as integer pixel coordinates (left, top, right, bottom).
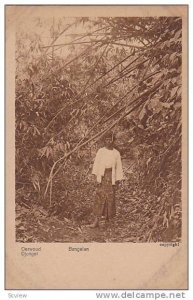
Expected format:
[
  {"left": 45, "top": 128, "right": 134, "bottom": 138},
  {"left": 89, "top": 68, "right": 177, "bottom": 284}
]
[{"left": 15, "top": 17, "right": 182, "bottom": 242}]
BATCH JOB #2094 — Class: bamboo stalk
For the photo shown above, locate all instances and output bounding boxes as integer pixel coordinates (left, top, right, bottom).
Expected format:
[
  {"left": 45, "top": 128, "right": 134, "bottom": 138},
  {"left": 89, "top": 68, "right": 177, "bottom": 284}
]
[
  {"left": 45, "top": 49, "right": 142, "bottom": 130},
  {"left": 44, "top": 80, "right": 164, "bottom": 197},
  {"left": 103, "top": 58, "right": 150, "bottom": 88},
  {"left": 45, "top": 42, "right": 108, "bottom": 131},
  {"left": 42, "top": 40, "right": 144, "bottom": 49}
]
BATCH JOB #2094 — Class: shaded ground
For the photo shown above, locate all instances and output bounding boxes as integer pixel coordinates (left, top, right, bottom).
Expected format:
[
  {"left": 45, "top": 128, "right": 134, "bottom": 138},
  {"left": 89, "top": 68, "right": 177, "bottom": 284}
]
[
  {"left": 15, "top": 185, "right": 180, "bottom": 243},
  {"left": 15, "top": 190, "right": 141, "bottom": 243},
  {"left": 15, "top": 160, "right": 181, "bottom": 243}
]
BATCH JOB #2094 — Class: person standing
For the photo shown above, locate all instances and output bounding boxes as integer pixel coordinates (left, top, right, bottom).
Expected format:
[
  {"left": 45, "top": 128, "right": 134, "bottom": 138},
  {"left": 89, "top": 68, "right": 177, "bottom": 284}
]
[{"left": 89, "top": 132, "right": 123, "bottom": 228}]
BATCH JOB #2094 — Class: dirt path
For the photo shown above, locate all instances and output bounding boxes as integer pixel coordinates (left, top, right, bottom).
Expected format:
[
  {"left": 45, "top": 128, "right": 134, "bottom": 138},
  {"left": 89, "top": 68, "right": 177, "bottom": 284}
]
[{"left": 16, "top": 190, "right": 148, "bottom": 243}]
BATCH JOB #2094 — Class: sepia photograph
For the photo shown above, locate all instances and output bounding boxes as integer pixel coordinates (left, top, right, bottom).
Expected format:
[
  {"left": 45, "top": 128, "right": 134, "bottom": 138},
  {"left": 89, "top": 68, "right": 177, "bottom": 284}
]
[
  {"left": 5, "top": 5, "right": 188, "bottom": 289},
  {"left": 15, "top": 13, "right": 183, "bottom": 243}
]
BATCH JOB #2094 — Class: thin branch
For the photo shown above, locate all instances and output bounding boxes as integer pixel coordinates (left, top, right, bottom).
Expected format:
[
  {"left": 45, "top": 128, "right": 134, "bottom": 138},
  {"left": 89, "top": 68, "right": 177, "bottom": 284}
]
[
  {"left": 43, "top": 41, "right": 144, "bottom": 49},
  {"left": 46, "top": 43, "right": 110, "bottom": 151},
  {"left": 45, "top": 48, "right": 154, "bottom": 132},
  {"left": 70, "top": 25, "right": 109, "bottom": 42},
  {"left": 45, "top": 50, "right": 138, "bottom": 130},
  {"left": 141, "top": 56, "right": 153, "bottom": 80},
  {"left": 110, "top": 42, "right": 144, "bottom": 49},
  {"left": 138, "top": 37, "right": 149, "bottom": 47},
  {"left": 45, "top": 41, "right": 108, "bottom": 130},
  {"left": 46, "top": 109, "right": 80, "bottom": 144},
  {"left": 57, "top": 70, "right": 160, "bottom": 148},
  {"left": 44, "top": 38, "right": 105, "bottom": 83},
  {"left": 41, "top": 40, "right": 106, "bottom": 49},
  {"left": 44, "top": 33, "right": 163, "bottom": 132},
  {"left": 79, "top": 43, "right": 109, "bottom": 96},
  {"left": 102, "top": 71, "right": 161, "bottom": 125},
  {"left": 45, "top": 25, "right": 109, "bottom": 55},
  {"left": 103, "top": 57, "right": 150, "bottom": 88},
  {"left": 86, "top": 50, "right": 136, "bottom": 89},
  {"left": 44, "top": 79, "right": 164, "bottom": 196},
  {"left": 45, "top": 21, "right": 77, "bottom": 53}
]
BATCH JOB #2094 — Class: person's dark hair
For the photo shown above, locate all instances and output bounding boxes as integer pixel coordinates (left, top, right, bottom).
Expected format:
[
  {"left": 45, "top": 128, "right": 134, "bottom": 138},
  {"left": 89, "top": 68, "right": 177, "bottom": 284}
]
[{"left": 102, "top": 131, "right": 115, "bottom": 142}]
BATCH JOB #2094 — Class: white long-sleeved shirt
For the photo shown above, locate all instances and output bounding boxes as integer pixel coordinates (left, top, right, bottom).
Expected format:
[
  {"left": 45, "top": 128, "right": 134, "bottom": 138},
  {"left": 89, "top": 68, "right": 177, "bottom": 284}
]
[{"left": 92, "top": 147, "right": 123, "bottom": 185}]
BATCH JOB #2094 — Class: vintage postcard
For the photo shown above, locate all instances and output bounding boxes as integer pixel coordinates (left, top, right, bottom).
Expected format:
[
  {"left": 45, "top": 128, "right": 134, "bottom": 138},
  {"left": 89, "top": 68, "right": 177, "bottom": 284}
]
[{"left": 5, "top": 5, "right": 188, "bottom": 289}]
